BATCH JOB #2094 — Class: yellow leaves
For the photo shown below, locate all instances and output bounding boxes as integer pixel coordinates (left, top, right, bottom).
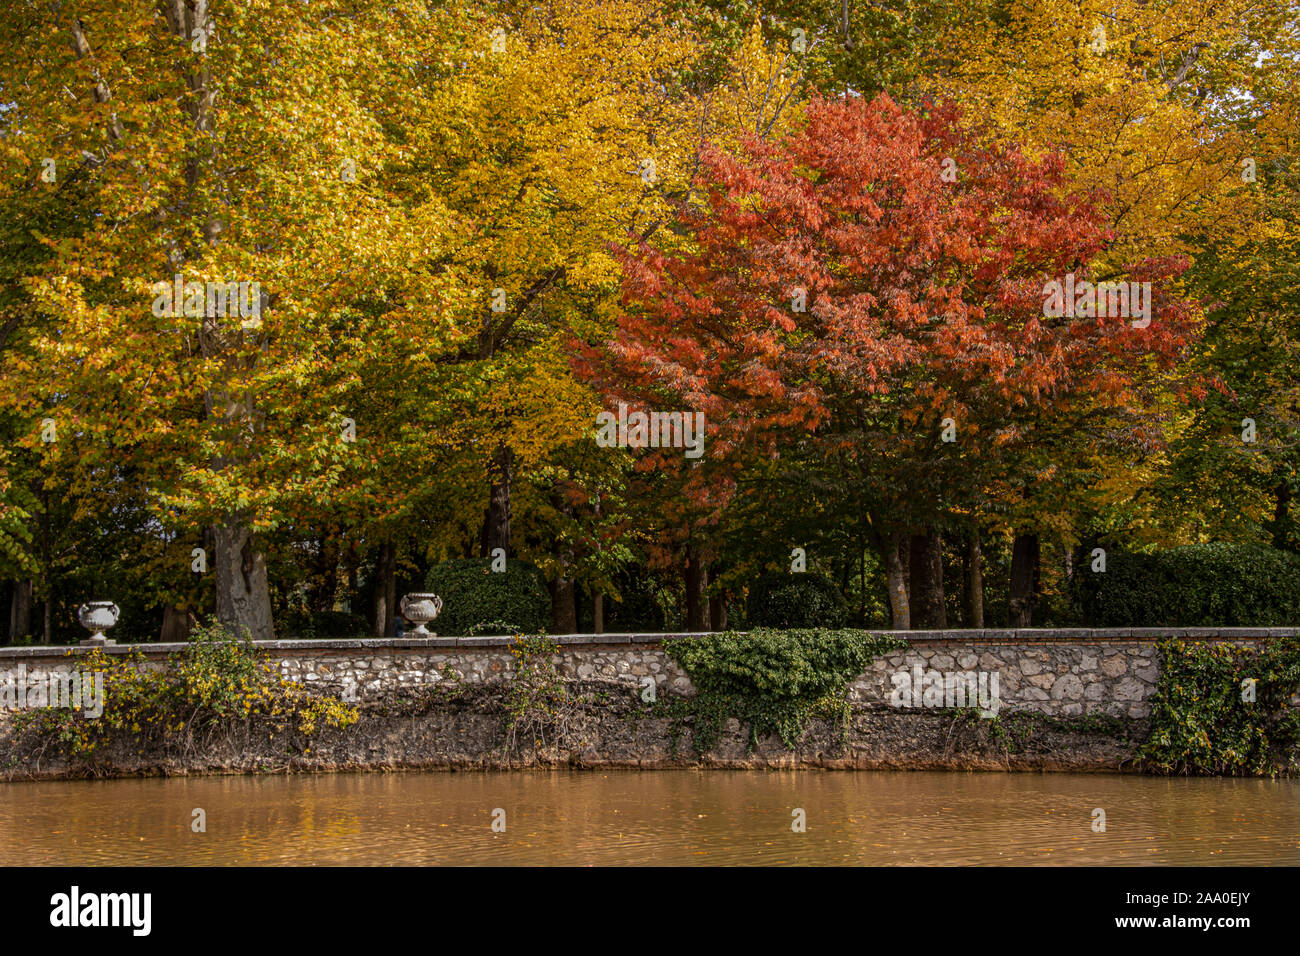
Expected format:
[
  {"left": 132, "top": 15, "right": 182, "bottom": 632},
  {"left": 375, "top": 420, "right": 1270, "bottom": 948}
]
[
  {"left": 468, "top": 339, "right": 602, "bottom": 469},
  {"left": 708, "top": 18, "right": 805, "bottom": 152},
  {"left": 422, "top": 0, "right": 700, "bottom": 287},
  {"left": 923, "top": 0, "right": 1268, "bottom": 263}
]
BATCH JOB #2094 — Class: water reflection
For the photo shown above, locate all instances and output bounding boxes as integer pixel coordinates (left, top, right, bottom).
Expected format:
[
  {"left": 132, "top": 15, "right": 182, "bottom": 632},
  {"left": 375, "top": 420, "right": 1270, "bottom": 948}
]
[{"left": 1, "top": 772, "right": 1297, "bottom": 866}]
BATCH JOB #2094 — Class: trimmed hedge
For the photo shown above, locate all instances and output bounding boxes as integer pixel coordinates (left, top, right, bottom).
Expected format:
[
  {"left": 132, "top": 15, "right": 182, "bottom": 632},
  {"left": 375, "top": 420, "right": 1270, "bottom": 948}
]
[
  {"left": 746, "top": 572, "right": 848, "bottom": 629},
  {"left": 1075, "top": 543, "right": 1300, "bottom": 626},
  {"left": 423, "top": 558, "right": 551, "bottom": 636}
]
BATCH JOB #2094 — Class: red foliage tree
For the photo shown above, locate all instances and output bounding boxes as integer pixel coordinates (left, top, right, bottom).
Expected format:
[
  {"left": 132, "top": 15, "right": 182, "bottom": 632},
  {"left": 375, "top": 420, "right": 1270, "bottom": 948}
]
[{"left": 577, "top": 94, "right": 1199, "bottom": 626}]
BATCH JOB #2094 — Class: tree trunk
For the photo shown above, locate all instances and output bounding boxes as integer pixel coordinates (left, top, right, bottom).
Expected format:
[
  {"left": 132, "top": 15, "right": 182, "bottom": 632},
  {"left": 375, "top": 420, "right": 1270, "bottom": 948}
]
[
  {"left": 314, "top": 531, "right": 340, "bottom": 612},
  {"left": 550, "top": 578, "right": 577, "bottom": 633},
  {"left": 160, "top": 605, "right": 193, "bottom": 642},
  {"left": 1008, "top": 532, "right": 1041, "bottom": 628},
  {"left": 962, "top": 532, "right": 984, "bottom": 628},
  {"left": 479, "top": 441, "right": 513, "bottom": 558},
  {"left": 909, "top": 530, "right": 946, "bottom": 630},
  {"left": 883, "top": 532, "right": 910, "bottom": 631},
  {"left": 593, "top": 592, "right": 604, "bottom": 634},
  {"left": 548, "top": 488, "right": 577, "bottom": 633},
  {"left": 708, "top": 575, "right": 727, "bottom": 631},
  {"left": 8, "top": 579, "right": 32, "bottom": 643},
  {"left": 40, "top": 483, "right": 51, "bottom": 644},
  {"left": 345, "top": 537, "right": 360, "bottom": 597},
  {"left": 371, "top": 539, "right": 396, "bottom": 637},
  {"left": 573, "top": 587, "right": 585, "bottom": 632},
  {"left": 162, "top": 0, "right": 277, "bottom": 643},
  {"left": 859, "top": 543, "right": 867, "bottom": 621},
  {"left": 214, "top": 520, "right": 275, "bottom": 641},
  {"left": 1270, "top": 480, "right": 1293, "bottom": 551},
  {"left": 685, "top": 546, "right": 707, "bottom": 631}
]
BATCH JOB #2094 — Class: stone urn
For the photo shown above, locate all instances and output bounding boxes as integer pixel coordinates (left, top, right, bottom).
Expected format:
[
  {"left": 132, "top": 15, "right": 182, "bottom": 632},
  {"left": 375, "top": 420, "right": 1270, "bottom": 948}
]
[
  {"left": 399, "top": 593, "right": 443, "bottom": 637},
  {"left": 78, "top": 601, "right": 120, "bottom": 646}
]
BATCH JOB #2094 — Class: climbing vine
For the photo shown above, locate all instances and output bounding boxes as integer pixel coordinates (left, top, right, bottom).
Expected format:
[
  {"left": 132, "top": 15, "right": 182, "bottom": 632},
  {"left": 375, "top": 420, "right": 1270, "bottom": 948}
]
[
  {"left": 1140, "top": 637, "right": 1300, "bottom": 776},
  {"left": 11, "top": 623, "right": 358, "bottom": 761},
  {"left": 661, "top": 628, "right": 908, "bottom": 753},
  {"left": 503, "top": 634, "right": 570, "bottom": 750}
]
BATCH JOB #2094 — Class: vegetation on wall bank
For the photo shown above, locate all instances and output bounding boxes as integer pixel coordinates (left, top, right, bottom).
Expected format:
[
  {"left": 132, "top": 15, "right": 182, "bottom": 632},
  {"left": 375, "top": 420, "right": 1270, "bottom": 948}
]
[
  {"left": 660, "top": 628, "right": 907, "bottom": 753},
  {"left": 1140, "top": 637, "right": 1300, "bottom": 776},
  {"left": 10, "top": 624, "right": 1300, "bottom": 778},
  {"left": 492, "top": 628, "right": 906, "bottom": 757},
  {"left": 9, "top": 624, "right": 358, "bottom": 764}
]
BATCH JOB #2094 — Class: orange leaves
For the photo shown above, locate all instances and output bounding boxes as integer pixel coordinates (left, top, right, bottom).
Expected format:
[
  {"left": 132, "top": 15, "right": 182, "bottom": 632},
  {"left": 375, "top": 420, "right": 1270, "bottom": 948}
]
[{"left": 580, "top": 91, "right": 1204, "bottom": 521}]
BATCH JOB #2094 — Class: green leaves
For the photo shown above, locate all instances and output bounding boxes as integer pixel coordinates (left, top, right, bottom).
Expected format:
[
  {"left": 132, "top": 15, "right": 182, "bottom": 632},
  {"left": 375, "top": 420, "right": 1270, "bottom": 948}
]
[
  {"left": 662, "top": 627, "right": 906, "bottom": 750},
  {"left": 1075, "top": 543, "right": 1300, "bottom": 626},
  {"left": 1141, "top": 637, "right": 1300, "bottom": 775},
  {"left": 424, "top": 557, "right": 551, "bottom": 635}
]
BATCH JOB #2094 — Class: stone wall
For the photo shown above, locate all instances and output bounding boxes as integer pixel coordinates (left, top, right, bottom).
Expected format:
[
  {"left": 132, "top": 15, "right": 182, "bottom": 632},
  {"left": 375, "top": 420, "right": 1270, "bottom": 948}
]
[
  {"left": 3, "top": 629, "right": 1296, "bottom": 777},
  {"left": 268, "top": 640, "right": 1164, "bottom": 718},
  {"left": 268, "top": 641, "right": 696, "bottom": 703},
  {"left": 855, "top": 642, "right": 1161, "bottom": 718},
  {"left": 1, "top": 628, "right": 1290, "bottom": 720}
]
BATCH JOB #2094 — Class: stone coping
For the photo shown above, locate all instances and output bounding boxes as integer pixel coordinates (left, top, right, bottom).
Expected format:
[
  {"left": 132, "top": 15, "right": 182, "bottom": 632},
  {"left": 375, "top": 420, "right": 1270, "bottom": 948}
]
[{"left": 0, "top": 627, "right": 1296, "bottom": 658}]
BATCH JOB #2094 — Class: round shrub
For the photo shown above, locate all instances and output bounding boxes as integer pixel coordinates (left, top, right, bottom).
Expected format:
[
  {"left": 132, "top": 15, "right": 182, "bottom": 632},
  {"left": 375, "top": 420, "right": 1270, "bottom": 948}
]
[
  {"left": 1075, "top": 543, "right": 1300, "bottom": 626},
  {"left": 746, "top": 572, "right": 848, "bottom": 629},
  {"left": 423, "top": 558, "right": 551, "bottom": 636}
]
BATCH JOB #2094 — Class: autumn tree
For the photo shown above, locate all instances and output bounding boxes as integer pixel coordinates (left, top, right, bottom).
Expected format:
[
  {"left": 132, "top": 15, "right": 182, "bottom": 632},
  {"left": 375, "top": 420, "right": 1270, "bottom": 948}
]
[
  {"left": 915, "top": 1, "right": 1297, "bottom": 616},
  {"left": 404, "top": 7, "right": 816, "bottom": 624},
  {"left": 1164, "top": 139, "right": 1300, "bottom": 551},
  {"left": 385, "top": 1, "right": 698, "bottom": 566},
  {"left": 671, "top": 0, "right": 967, "bottom": 99},
  {"left": 583, "top": 94, "right": 1198, "bottom": 628},
  {"left": 0, "top": 1, "right": 464, "bottom": 639}
]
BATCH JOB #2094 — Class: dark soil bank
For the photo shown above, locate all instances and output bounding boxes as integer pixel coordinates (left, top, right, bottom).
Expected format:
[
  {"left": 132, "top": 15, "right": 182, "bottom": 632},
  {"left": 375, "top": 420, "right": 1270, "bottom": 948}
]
[{"left": 0, "top": 680, "right": 1145, "bottom": 780}]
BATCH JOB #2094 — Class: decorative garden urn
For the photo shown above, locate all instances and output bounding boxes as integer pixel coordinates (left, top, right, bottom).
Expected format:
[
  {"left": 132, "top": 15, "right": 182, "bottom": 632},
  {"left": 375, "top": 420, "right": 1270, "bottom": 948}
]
[
  {"left": 399, "top": 593, "right": 443, "bottom": 637},
  {"left": 78, "top": 601, "right": 120, "bottom": 646}
]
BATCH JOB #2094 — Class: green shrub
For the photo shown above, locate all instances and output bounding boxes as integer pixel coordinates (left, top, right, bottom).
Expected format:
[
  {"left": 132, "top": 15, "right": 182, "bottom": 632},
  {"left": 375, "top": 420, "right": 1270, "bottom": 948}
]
[
  {"left": 1140, "top": 637, "right": 1300, "bottom": 775},
  {"left": 661, "top": 627, "right": 906, "bottom": 751},
  {"left": 582, "top": 569, "right": 677, "bottom": 632},
  {"left": 280, "top": 609, "right": 370, "bottom": 638},
  {"left": 746, "top": 572, "right": 848, "bottom": 629},
  {"left": 1074, "top": 543, "right": 1300, "bottom": 626},
  {"left": 424, "top": 558, "right": 551, "bottom": 636}
]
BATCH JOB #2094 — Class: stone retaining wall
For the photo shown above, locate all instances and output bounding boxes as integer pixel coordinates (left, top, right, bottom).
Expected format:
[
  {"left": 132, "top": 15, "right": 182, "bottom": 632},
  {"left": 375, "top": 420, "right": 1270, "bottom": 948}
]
[
  {"left": 4, "top": 629, "right": 1297, "bottom": 777},
  {"left": 856, "top": 643, "right": 1161, "bottom": 718},
  {"left": 1, "top": 628, "right": 1292, "bottom": 720}
]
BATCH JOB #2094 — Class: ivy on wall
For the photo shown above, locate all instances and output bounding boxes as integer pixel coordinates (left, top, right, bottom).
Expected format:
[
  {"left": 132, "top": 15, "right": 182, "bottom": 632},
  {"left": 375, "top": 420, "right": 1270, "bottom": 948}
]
[
  {"left": 661, "top": 628, "right": 907, "bottom": 752},
  {"left": 1141, "top": 638, "right": 1300, "bottom": 776}
]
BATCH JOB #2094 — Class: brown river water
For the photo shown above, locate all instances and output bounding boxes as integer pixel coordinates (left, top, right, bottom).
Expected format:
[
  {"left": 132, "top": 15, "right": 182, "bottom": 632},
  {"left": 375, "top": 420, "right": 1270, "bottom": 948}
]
[{"left": 1, "top": 771, "right": 1297, "bottom": 866}]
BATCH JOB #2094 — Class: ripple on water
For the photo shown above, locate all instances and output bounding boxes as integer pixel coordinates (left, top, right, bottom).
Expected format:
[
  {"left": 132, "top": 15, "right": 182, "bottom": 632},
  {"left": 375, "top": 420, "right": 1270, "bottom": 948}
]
[{"left": 1, "top": 771, "right": 1297, "bottom": 866}]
